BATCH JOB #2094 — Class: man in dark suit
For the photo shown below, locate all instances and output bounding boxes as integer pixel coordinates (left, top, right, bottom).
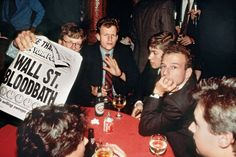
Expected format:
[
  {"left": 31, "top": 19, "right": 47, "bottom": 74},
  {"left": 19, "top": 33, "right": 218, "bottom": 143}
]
[
  {"left": 69, "top": 17, "right": 139, "bottom": 110},
  {"left": 131, "top": 32, "right": 175, "bottom": 118},
  {"left": 139, "top": 44, "right": 198, "bottom": 157}
]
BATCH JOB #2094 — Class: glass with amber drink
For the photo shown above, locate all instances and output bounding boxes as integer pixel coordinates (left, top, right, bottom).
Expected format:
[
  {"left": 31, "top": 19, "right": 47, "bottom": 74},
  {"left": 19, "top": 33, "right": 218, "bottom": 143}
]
[
  {"left": 149, "top": 134, "right": 167, "bottom": 156},
  {"left": 94, "top": 143, "right": 113, "bottom": 157},
  {"left": 112, "top": 94, "right": 126, "bottom": 119}
]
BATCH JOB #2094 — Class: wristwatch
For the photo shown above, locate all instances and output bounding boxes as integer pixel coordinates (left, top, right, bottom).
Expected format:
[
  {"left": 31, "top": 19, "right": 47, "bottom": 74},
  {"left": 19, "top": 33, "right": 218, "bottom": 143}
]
[{"left": 150, "top": 93, "right": 161, "bottom": 99}]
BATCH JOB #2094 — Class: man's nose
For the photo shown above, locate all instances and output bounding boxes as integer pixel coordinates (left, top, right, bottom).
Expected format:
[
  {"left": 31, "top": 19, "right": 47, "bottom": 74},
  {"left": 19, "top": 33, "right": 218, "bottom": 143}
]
[
  {"left": 161, "top": 67, "right": 168, "bottom": 76},
  {"left": 148, "top": 53, "right": 153, "bottom": 60}
]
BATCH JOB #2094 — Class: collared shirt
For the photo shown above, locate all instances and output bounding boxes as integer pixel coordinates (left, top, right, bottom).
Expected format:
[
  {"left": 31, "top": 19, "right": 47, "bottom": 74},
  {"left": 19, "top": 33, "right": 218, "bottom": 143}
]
[{"left": 2, "top": 0, "right": 45, "bottom": 30}]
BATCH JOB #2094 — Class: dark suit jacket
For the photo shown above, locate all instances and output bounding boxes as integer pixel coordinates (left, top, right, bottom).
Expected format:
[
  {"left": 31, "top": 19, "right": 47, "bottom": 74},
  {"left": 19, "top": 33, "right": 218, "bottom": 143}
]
[
  {"left": 130, "top": 61, "right": 160, "bottom": 105},
  {"left": 67, "top": 42, "right": 139, "bottom": 106},
  {"left": 139, "top": 74, "right": 198, "bottom": 157},
  {"left": 131, "top": 0, "right": 175, "bottom": 72}
]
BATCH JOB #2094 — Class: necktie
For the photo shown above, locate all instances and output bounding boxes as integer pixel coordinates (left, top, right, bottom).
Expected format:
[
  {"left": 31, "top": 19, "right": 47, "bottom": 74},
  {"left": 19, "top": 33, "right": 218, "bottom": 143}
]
[
  {"left": 105, "top": 54, "right": 113, "bottom": 102},
  {"left": 181, "top": 0, "right": 190, "bottom": 34}
]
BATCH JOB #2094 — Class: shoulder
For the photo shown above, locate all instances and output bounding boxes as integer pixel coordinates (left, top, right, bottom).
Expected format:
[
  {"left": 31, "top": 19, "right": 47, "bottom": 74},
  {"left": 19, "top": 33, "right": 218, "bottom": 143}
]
[
  {"left": 114, "top": 43, "right": 133, "bottom": 56},
  {"left": 81, "top": 43, "right": 100, "bottom": 55},
  {"left": 165, "top": 76, "right": 197, "bottom": 112}
]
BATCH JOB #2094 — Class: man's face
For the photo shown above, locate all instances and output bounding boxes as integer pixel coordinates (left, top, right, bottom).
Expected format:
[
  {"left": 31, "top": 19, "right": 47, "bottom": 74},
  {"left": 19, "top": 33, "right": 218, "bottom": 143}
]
[
  {"left": 189, "top": 104, "right": 219, "bottom": 157},
  {"left": 148, "top": 47, "right": 164, "bottom": 69},
  {"left": 160, "top": 53, "right": 190, "bottom": 86},
  {"left": 96, "top": 25, "right": 118, "bottom": 52},
  {"left": 59, "top": 35, "right": 83, "bottom": 52}
]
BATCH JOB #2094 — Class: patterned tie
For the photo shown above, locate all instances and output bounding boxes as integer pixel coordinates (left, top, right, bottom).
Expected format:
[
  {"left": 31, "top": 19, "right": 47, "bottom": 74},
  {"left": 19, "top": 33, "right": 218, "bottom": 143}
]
[{"left": 105, "top": 54, "right": 113, "bottom": 102}]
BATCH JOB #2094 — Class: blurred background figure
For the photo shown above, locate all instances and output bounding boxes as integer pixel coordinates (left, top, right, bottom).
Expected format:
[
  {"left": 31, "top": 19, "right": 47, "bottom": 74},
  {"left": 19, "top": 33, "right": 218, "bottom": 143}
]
[
  {"left": 189, "top": 77, "right": 236, "bottom": 157},
  {"left": 131, "top": 0, "right": 175, "bottom": 72},
  {"left": 1, "top": 0, "right": 45, "bottom": 36},
  {"left": 174, "top": 0, "right": 203, "bottom": 81}
]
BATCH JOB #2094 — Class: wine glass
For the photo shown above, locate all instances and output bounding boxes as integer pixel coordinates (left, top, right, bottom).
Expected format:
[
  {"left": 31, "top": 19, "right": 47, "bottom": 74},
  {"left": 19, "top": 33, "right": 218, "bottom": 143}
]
[
  {"left": 112, "top": 94, "right": 126, "bottom": 119},
  {"left": 94, "top": 143, "right": 113, "bottom": 157},
  {"left": 149, "top": 134, "right": 167, "bottom": 156}
]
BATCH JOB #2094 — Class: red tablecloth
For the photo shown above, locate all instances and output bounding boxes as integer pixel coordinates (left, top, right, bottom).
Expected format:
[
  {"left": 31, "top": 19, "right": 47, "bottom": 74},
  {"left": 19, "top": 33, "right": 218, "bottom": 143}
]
[
  {"left": 0, "top": 124, "right": 17, "bottom": 157},
  {"left": 0, "top": 108, "right": 175, "bottom": 157},
  {"left": 85, "top": 107, "right": 175, "bottom": 157}
]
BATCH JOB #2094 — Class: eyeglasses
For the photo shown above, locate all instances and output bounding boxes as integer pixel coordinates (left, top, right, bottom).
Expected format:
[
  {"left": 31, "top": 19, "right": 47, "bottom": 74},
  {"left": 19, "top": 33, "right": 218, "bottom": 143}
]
[{"left": 62, "top": 39, "right": 82, "bottom": 49}]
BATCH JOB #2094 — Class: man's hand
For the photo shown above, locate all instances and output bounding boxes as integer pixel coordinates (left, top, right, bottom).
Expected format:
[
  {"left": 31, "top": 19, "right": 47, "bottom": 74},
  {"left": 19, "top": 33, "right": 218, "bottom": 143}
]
[
  {"left": 153, "top": 76, "right": 177, "bottom": 96},
  {"left": 108, "top": 144, "right": 127, "bottom": 157},
  {"left": 13, "top": 31, "right": 36, "bottom": 51},
  {"left": 91, "top": 86, "right": 107, "bottom": 97},
  {"left": 189, "top": 9, "right": 201, "bottom": 21},
  {"left": 103, "top": 55, "right": 122, "bottom": 77},
  {"left": 179, "top": 35, "right": 194, "bottom": 46},
  {"left": 131, "top": 101, "right": 143, "bottom": 119}
]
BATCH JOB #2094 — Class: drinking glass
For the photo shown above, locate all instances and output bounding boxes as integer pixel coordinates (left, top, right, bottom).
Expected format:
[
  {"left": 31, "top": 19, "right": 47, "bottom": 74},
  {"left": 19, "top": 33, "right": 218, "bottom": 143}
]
[
  {"left": 149, "top": 134, "right": 167, "bottom": 156},
  {"left": 112, "top": 94, "right": 126, "bottom": 119},
  {"left": 94, "top": 143, "right": 113, "bottom": 157}
]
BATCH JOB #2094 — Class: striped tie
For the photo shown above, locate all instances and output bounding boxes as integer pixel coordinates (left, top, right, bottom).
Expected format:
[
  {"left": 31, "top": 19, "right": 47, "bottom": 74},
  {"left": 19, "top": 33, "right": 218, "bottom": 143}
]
[{"left": 105, "top": 54, "right": 113, "bottom": 102}]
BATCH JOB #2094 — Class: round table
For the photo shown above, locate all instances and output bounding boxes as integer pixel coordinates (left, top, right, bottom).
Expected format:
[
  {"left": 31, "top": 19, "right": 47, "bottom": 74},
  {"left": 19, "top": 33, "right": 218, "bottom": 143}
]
[{"left": 84, "top": 107, "right": 175, "bottom": 157}]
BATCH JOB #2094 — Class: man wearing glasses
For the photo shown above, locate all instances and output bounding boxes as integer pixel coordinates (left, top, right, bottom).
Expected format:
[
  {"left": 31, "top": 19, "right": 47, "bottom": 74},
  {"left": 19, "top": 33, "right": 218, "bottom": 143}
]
[{"left": 9, "top": 22, "right": 86, "bottom": 54}]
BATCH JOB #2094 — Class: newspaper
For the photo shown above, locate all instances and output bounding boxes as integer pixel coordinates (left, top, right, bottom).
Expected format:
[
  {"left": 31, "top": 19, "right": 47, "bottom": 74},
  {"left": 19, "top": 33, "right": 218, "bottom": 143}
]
[{"left": 0, "top": 36, "right": 82, "bottom": 120}]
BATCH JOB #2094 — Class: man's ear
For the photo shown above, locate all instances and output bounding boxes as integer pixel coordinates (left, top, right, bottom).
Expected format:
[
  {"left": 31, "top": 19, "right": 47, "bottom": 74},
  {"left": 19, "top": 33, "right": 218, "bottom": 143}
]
[
  {"left": 96, "top": 33, "right": 100, "bottom": 41},
  {"left": 185, "top": 68, "right": 193, "bottom": 80},
  {"left": 218, "top": 132, "right": 235, "bottom": 148}
]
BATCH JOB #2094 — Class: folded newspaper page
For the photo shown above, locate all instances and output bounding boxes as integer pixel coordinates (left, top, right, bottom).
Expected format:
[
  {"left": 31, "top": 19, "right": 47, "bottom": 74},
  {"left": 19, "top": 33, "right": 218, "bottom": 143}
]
[{"left": 0, "top": 36, "right": 82, "bottom": 120}]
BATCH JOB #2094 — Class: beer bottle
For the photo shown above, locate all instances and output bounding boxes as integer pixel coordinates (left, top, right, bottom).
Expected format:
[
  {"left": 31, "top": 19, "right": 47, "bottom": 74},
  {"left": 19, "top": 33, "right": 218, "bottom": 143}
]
[
  {"left": 95, "top": 86, "right": 104, "bottom": 116},
  {"left": 84, "top": 128, "right": 96, "bottom": 157}
]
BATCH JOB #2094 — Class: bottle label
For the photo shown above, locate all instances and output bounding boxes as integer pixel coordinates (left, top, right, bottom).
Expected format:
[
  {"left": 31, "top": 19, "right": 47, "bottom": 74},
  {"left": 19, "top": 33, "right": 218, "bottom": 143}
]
[
  {"left": 103, "top": 117, "right": 114, "bottom": 133},
  {"left": 95, "top": 102, "right": 104, "bottom": 116}
]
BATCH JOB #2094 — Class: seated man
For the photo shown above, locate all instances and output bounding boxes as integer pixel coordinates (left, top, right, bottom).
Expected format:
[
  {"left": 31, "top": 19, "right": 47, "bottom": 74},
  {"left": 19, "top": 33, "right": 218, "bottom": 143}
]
[
  {"left": 17, "top": 104, "right": 126, "bottom": 157},
  {"left": 189, "top": 77, "right": 236, "bottom": 157},
  {"left": 139, "top": 44, "right": 198, "bottom": 157},
  {"left": 131, "top": 32, "right": 175, "bottom": 118},
  {"left": 70, "top": 17, "right": 139, "bottom": 110},
  {"left": 7, "top": 22, "right": 86, "bottom": 58}
]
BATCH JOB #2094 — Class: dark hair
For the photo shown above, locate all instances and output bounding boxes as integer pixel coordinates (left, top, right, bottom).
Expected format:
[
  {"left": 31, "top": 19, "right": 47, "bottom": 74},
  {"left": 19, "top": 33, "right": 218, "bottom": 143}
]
[
  {"left": 163, "top": 44, "right": 192, "bottom": 69},
  {"left": 148, "top": 32, "right": 176, "bottom": 51},
  {"left": 17, "top": 105, "right": 87, "bottom": 157},
  {"left": 96, "top": 17, "right": 120, "bottom": 33}
]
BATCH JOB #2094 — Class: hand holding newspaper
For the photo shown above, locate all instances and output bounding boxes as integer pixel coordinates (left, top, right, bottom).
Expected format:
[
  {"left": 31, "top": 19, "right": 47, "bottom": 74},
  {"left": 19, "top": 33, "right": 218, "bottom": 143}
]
[{"left": 0, "top": 36, "right": 82, "bottom": 120}]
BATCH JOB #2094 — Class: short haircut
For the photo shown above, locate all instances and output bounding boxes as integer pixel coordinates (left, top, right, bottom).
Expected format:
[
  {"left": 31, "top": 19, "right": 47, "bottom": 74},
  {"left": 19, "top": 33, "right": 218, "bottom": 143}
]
[
  {"left": 162, "top": 44, "right": 192, "bottom": 69},
  {"left": 96, "top": 17, "right": 120, "bottom": 33},
  {"left": 148, "top": 32, "right": 175, "bottom": 50},
  {"left": 17, "top": 105, "right": 87, "bottom": 157},
  {"left": 59, "top": 22, "right": 87, "bottom": 42},
  {"left": 193, "top": 77, "right": 236, "bottom": 139}
]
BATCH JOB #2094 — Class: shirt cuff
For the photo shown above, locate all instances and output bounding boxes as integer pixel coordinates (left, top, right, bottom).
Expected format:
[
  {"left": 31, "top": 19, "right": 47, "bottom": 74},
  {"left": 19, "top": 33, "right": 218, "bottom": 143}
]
[
  {"left": 150, "top": 93, "right": 161, "bottom": 99},
  {"left": 6, "top": 42, "right": 19, "bottom": 59}
]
